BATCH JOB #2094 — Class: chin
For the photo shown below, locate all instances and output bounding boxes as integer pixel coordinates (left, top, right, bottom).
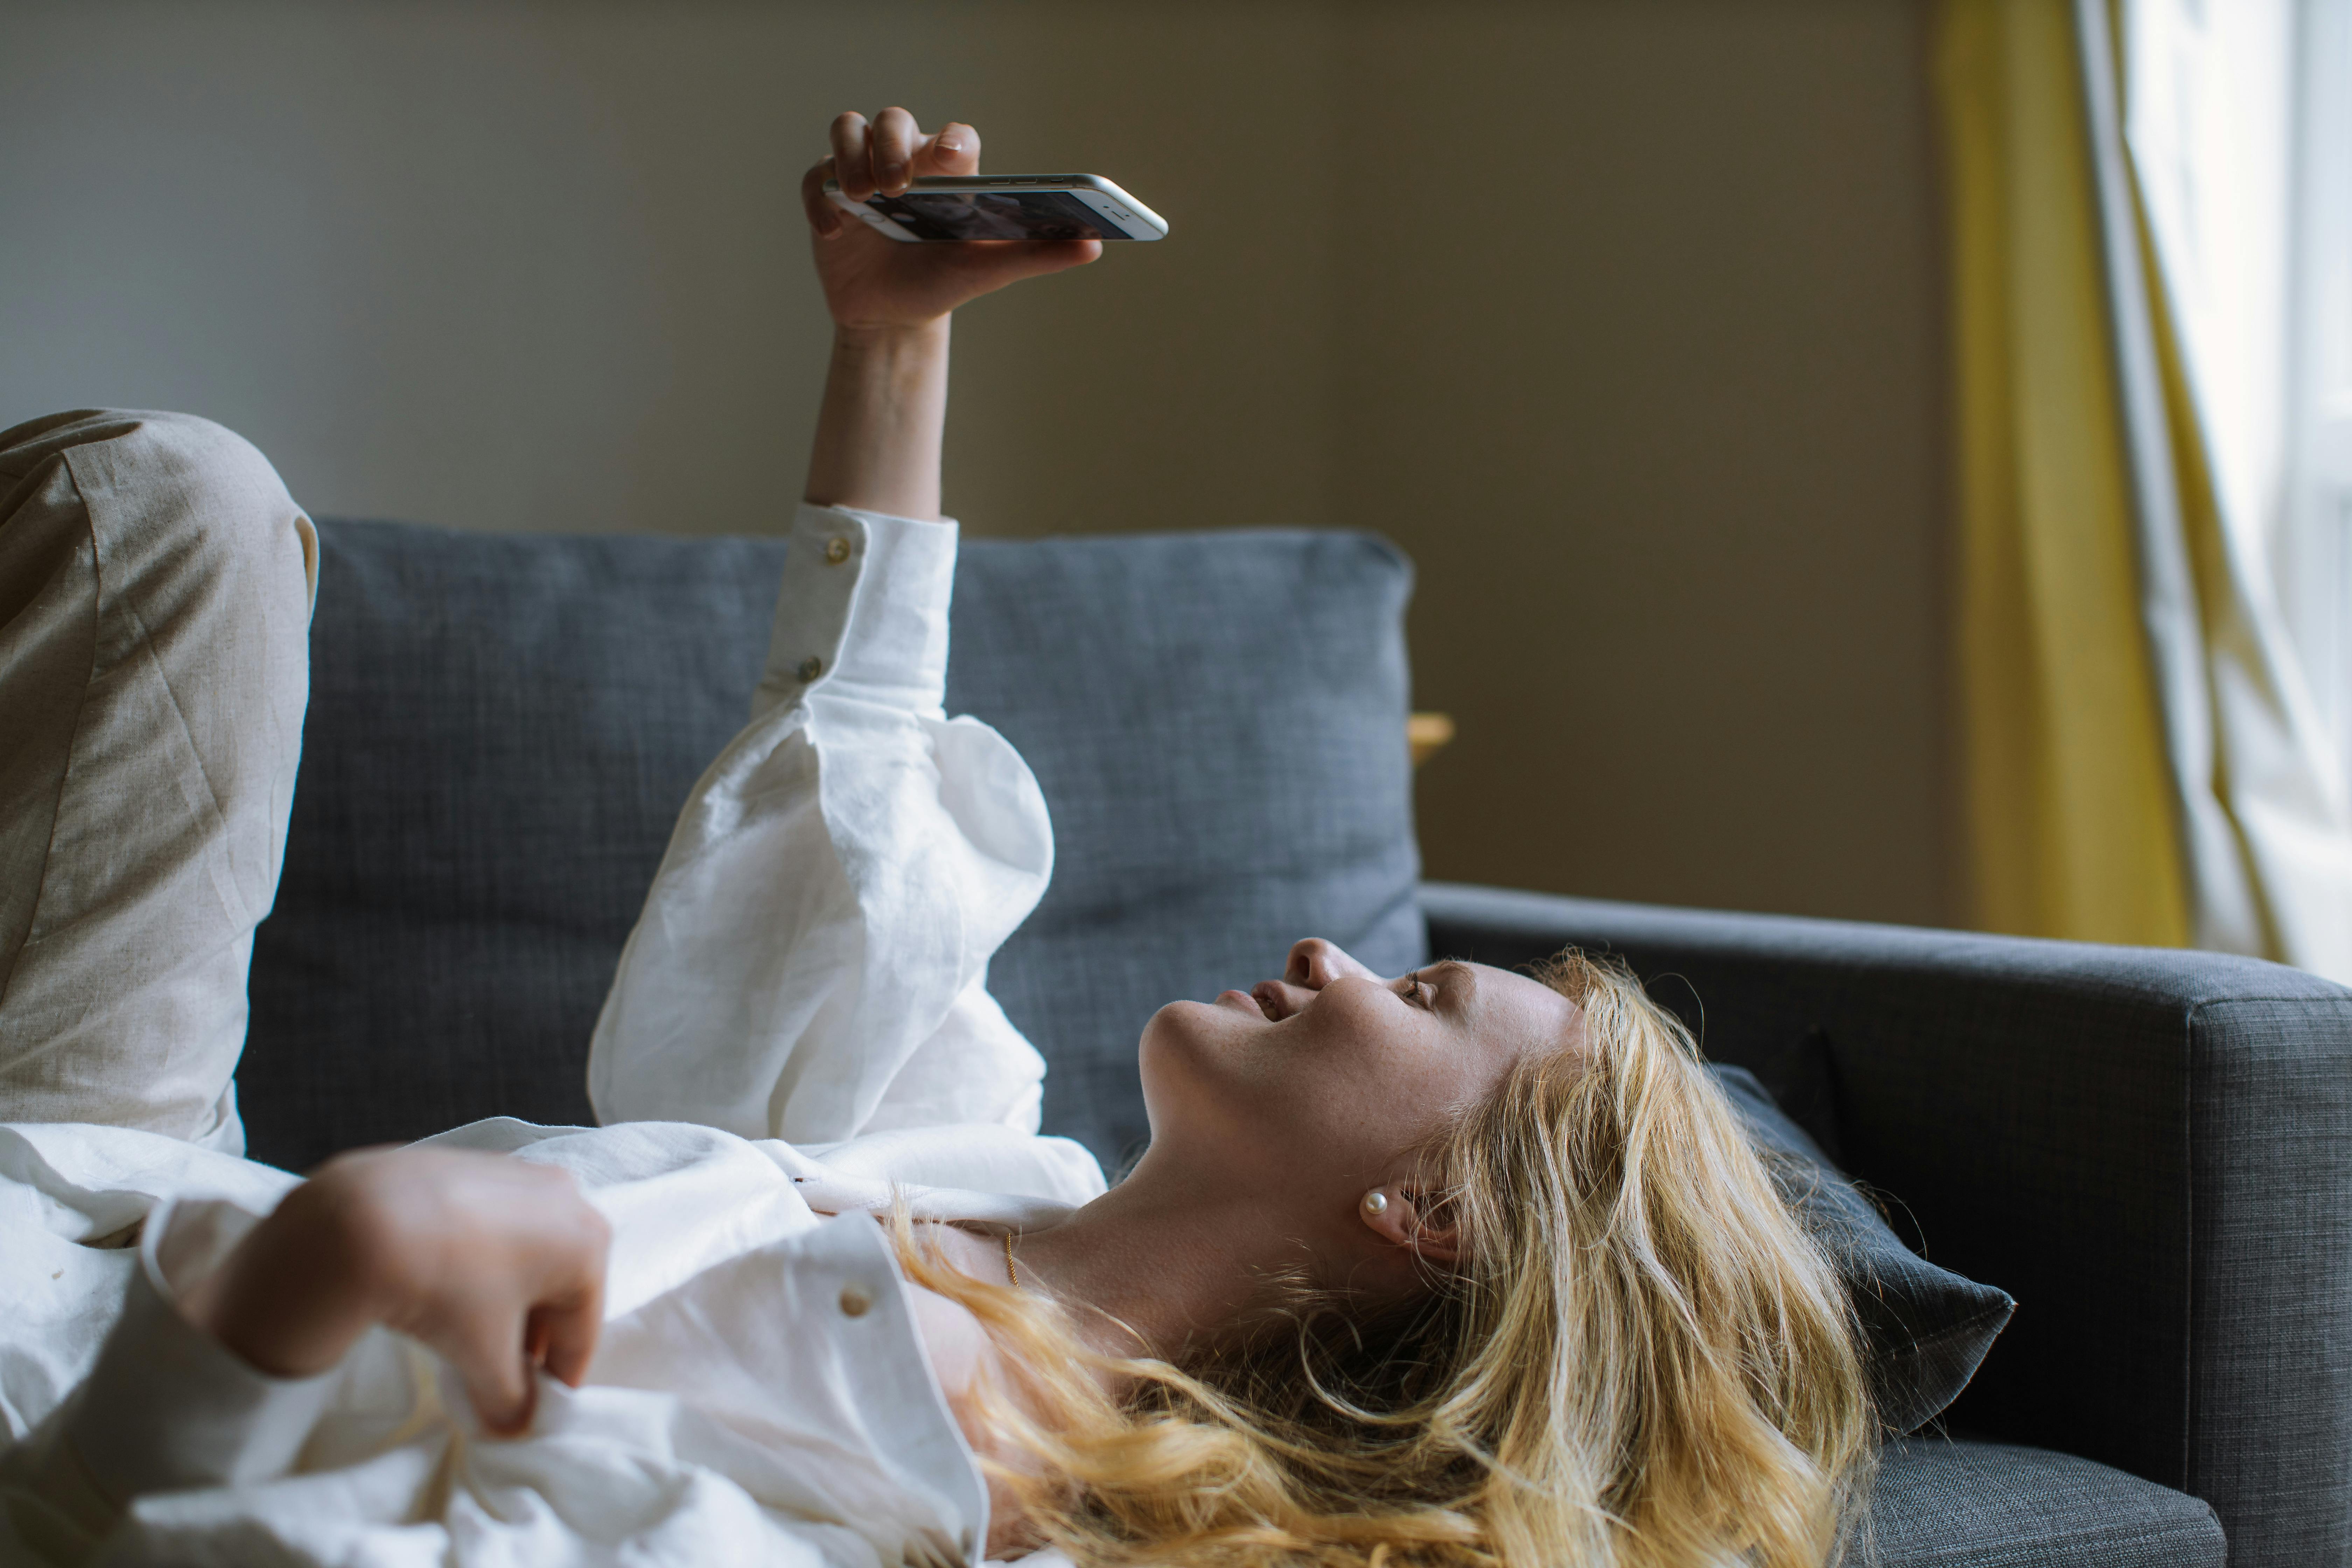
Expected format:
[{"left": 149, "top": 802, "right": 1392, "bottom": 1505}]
[
  {"left": 1138, "top": 996, "right": 1253, "bottom": 1097},
  {"left": 1135, "top": 1000, "right": 1260, "bottom": 1155},
  {"left": 1146, "top": 994, "right": 1262, "bottom": 1049},
  {"left": 1139, "top": 997, "right": 1213, "bottom": 1061}
]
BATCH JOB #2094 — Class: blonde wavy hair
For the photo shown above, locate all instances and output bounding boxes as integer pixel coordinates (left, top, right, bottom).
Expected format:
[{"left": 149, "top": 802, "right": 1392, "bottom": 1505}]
[{"left": 896, "top": 951, "right": 1877, "bottom": 1568}]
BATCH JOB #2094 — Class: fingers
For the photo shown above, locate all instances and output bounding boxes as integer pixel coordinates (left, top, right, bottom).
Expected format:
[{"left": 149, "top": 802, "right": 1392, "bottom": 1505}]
[
  {"left": 832, "top": 107, "right": 930, "bottom": 203},
  {"left": 916, "top": 121, "right": 980, "bottom": 178},
  {"left": 533, "top": 1289, "right": 604, "bottom": 1389},
  {"left": 831, "top": 111, "right": 875, "bottom": 201},
  {"left": 446, "top": 1219, "right": 604, "bottom": 1433},
  {"left": 530, "top": 1215, "right": 607, "bottom": 1391},
  {"left": 450, "top": 1309, "right": 538, "bottom": 1436},
  {"left": 803, "top": 156, "right": 846, "bottom": 238},
  {"left": 329, "top": 1150, "right": 610, "bottom": 1438},
  {"left": 869, "top": 106, "right": 920, "bottom": 195},
  {"left": 827, "top": 107, "right": 971, "bottom": 204}
]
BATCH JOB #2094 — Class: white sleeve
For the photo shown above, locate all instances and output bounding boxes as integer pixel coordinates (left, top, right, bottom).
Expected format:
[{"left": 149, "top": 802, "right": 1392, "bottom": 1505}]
[
  {"left": 0, "top": 1195, "right": 338, "bottom": 1552},
  {"left": 587, "top": 503, "right": 1056, "bottom": 1145}
]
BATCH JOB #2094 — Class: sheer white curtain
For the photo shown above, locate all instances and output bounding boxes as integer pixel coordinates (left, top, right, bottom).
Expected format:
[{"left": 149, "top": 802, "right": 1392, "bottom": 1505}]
[
  {"left": 2109, "top": 0, "right": 2352, "bottom": 980},
  {"left": 2284, "top": 2, "right": 2352, "bottom": 771}
]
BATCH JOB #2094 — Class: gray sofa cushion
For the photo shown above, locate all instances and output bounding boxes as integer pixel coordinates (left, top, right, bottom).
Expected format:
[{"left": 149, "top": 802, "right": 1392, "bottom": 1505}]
[
  {"left": 1868, "top": 1440, "right": 2224, "bottom": 1567},
  {"left": 242, "top": 520, "right": 1424, "bottom": 1173},
  {"left": 1713, "top": 1065, "right": 2014, "bottom": 1435}
]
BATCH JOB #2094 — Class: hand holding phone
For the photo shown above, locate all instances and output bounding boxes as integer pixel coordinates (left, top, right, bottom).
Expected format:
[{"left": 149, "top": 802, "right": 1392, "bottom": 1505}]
[{"left": 801, "top": 108, "right": 1115, "bottom": 332}]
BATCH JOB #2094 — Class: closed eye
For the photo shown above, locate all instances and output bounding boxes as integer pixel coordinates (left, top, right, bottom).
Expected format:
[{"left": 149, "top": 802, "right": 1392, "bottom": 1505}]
[{"left": 1398, "top": 972, "right": 1438, "bottom": 1009}]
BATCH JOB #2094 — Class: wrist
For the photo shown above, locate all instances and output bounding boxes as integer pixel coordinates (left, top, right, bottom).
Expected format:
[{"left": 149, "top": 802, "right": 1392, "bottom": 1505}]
[
  {"left": 193, "top": 1168, "right": 387, "bottom": 1379},
  {"left": 805, "top": 318, "right": 951, "bottom": 519},
  {"left": 830, "top": 317, "right": 950, "bottom": 360}
]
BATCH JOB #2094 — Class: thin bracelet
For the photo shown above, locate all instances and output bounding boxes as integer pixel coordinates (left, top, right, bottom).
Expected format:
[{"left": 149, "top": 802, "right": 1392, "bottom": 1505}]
[{"left": 1002, "top": 1230, "right": 1020, "bottom": 1287}]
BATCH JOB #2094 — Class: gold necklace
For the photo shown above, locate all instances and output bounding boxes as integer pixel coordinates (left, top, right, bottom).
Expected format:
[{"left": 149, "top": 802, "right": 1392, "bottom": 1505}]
[{"left": 1002, "top": 1230, "right": 1020, "bottom": 1288}]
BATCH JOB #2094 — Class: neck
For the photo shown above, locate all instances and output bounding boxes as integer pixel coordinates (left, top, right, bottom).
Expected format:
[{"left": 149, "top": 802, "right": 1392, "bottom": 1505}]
[{"left": 1011, "top": 1172, "right": 1295, "bottom": 1364}]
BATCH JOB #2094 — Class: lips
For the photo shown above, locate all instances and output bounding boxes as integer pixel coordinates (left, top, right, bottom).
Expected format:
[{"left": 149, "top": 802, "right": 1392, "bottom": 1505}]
[{"left": 1215, "top": 987, "right": 1286, "bottom": 1022}]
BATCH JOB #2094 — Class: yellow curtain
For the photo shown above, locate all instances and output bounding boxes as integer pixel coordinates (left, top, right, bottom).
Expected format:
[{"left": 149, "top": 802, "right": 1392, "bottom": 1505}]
[{"left": 1935, "top": 0, "right": 2192, "bottom": 946}]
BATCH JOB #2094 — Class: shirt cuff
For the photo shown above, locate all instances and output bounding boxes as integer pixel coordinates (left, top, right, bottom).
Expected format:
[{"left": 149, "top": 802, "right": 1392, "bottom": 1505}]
[
  {"left": 63, "top": 1195, "right": 339, "bottom": 1502},
  {"left": 755, "top": 502, "right": 959, "bottom": 720}
]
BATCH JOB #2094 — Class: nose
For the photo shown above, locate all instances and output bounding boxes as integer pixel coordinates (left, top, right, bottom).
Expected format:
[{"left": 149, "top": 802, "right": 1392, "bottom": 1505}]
[{"left": 1285, "top": 937, "right": 1379, "bottom": 989}]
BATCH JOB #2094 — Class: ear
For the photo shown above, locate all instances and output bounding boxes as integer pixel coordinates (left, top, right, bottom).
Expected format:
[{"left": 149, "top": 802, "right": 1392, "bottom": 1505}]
[{"left": 1357, "top": 1186, "right": 1462, "bottom": 1268}]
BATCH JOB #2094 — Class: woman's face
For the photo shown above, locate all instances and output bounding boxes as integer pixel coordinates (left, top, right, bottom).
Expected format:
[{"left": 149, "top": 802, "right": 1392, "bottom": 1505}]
[{"left": 1135, "top": 939, "right": 1581, "bottom": 1253}]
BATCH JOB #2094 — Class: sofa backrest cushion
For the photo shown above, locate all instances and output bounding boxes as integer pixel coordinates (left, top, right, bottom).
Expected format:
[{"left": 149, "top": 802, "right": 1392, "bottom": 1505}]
[{"left": 242, "top": 520, "right": 1425, "bottom": 1173}]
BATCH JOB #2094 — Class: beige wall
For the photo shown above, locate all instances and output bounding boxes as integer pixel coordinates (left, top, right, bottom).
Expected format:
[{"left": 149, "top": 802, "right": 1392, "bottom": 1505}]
[
  {"left": 1332, "top": 4, "right": 1952, "bottom": 923},
  {"left": 1, "top": 0, "right": 1954, "bottom": 927}
]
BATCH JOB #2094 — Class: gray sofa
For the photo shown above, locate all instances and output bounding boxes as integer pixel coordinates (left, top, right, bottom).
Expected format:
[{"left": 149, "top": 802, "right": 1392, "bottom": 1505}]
[{"left": 241, "top": 519, "right": 2352, "bottom": 1567}]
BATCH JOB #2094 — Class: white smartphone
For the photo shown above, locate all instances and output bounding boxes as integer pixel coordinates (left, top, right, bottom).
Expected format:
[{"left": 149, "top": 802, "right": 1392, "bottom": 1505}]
[{"left": 822, "top": 174, "right": 1169, "bottom": 242}]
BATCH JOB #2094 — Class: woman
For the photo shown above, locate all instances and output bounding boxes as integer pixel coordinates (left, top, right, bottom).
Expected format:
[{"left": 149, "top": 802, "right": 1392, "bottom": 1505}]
[{"left": 0, "top": 110, "right": 1872, "bottom": 1568}]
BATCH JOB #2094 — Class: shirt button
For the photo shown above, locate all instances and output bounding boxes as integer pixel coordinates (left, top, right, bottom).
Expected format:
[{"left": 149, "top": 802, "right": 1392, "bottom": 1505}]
[
  {"left": 797, "top": 656, "right": 824, "bottom": 683},
  {"left": 839, "top": 1284, "right": 872, "bottom": 1318},
  {"left": 824, "top": 536, "right": 852, "bottom": 565}
]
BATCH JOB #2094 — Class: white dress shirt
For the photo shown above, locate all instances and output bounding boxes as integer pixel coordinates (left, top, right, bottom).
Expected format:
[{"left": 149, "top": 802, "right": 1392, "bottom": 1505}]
[{"left": 0, "top": 504, "right": 1108, "bottom": 1567}]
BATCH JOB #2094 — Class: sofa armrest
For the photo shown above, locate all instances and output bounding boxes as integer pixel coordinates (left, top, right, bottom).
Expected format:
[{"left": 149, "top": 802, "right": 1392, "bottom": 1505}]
[{"left": 1422, "top": 881, "right": 2352, "bottom": 1568}]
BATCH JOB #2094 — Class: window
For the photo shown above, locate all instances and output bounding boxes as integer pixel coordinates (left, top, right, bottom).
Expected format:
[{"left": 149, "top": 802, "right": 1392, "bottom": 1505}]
[
  {"left": 2288, "top": 0, "right": 2352, "bottom": 761},
  {"left": 2124, "top": 0, "right": 2352, "bottom": 770}
]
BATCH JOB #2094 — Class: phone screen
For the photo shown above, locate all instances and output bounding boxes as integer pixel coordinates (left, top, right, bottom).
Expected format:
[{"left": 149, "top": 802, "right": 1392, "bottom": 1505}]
[{"left": 864, "top": 189, "right": 1122, "bottom": 241}]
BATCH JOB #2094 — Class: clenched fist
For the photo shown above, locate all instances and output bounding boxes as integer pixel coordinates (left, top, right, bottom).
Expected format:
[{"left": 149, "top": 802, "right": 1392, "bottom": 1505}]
[{"left": 182, "top": 1146, "right": 610, "bottom": 1436}]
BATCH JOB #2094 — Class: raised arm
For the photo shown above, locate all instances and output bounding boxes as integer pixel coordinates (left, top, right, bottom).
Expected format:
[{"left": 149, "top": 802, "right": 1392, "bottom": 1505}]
[
  {"left": 800, "top": 108, "right": 1097, "bottom": 519},
  {"left": 589, "top": 112, "right": 1099, "bottom": 1150}
]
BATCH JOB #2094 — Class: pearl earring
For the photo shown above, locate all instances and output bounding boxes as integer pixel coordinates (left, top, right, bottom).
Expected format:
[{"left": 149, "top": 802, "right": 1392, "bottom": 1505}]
[{"left": 1360, "top": 1190, "right": 1390, "bottom": 1216}]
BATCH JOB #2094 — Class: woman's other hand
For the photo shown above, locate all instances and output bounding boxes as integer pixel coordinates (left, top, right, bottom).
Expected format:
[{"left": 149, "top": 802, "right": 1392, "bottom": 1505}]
[
  {"left": 182, "top": 1147, "right": 610, "bottom": 1436},
  {"left": 801, "top": 108, "right": 1100, "bottom": 330}
]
